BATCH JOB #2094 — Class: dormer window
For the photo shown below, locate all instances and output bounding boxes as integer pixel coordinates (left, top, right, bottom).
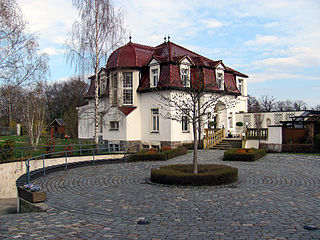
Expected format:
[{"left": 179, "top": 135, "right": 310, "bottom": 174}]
[
  {"left": 217, "top": 73, "right": 223, "bottom": 89},
  {"left": 238, "top": 78, "right": 243, "bottom": 94},
  {"left": 181, "top": 68, "right": 190, "bottom": 87},
  {"left": 152, "top": 69, "right": 159, "bottom": 87},
  {"left": 180, "top": 58, "right": 191, "bottom": 88},
  {"left": 149, "top": 58, "right": 160, "bottom": 88}
]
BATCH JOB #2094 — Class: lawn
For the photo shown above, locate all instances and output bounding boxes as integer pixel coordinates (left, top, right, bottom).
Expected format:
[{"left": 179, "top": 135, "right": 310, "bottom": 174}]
[{"left": 0, "top": 135, "right": 93, "bottom": 162}]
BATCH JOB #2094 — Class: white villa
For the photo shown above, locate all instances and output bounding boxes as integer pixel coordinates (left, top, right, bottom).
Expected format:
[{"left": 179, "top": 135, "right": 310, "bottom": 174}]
[{"left": 78, "top": 39, "right": 248, "bottom": 149}]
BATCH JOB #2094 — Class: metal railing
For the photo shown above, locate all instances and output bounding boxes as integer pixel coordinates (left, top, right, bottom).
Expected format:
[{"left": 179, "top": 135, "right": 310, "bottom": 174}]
[
  {"left": 24, "top": 142, "right": 140, "bottom": 184},
  {"left": 1, "top": 142, "right": 101, "bottom": 159}
]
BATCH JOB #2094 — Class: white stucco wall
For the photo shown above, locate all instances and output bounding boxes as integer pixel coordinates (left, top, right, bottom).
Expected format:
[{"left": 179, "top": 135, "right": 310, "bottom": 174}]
[{"left": 236, "top": 111, "right": 304, "bottom": 129}]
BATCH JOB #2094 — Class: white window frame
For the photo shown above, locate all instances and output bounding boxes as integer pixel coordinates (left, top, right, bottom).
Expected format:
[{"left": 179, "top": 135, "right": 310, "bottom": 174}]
[
  {"left": 217, "top": 72, "right": 224, "bottom": 90},
  {"left": 238, "top": 78, "right": 243, "bottom": 94},
  {"left": 109, "top": 121, "right": 119, "bottom": 131},
  {"left": 151, "top": 69, "right": 159, "bottom": 87},
  {"left": 122, "top": 72, "right": 133, "bottom": 105},
  {"left": 182, "top": 115, "right": 189, "bottom": 132},
  {"left": 151, "top": 108, "right": 159, "bottom": 133},
  {"left": 180, "top": 58, "right": 191, "bottom": 88},
  {"left": 149, "top": 59, "right": 160, "bottom": 88}
]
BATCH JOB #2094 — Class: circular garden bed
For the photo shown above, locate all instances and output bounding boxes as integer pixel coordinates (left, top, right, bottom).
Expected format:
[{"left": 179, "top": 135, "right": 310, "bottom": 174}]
[{"left": 151, "top": 164, "right": 238, "bottom": 186}]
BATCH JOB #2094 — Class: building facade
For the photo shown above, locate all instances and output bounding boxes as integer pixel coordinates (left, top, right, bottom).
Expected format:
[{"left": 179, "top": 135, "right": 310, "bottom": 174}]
[{"left": 78, "top": 40, "right": 248, "bottom": 148}]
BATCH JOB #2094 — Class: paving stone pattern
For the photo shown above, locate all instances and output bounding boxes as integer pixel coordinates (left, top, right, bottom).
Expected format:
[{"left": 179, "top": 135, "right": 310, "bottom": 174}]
[{"left": 1, "top": 150, "right": 320, "bottom": 239}]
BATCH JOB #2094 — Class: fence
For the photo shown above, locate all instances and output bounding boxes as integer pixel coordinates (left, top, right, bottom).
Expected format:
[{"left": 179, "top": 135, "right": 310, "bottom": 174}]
[
  {"left": 246, "top": 128, "right": 268, "bottom": 140},
  {"left": 23, "top": 142, "right": 140, "bottom": 184},
  {"left": 0, "top": 127, "right": 16, "bottom": 136}
]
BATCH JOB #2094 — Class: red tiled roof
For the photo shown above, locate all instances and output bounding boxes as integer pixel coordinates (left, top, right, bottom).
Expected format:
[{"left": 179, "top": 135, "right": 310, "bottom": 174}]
[
  {"left": 83, "top": 41, "right": 247, "bottom": 98},
  {"left": 118, "top": 107, "right": 137, "bottom": 116},
  {"left": 224, "top": 72, "right": 240, "bottom": 94}
]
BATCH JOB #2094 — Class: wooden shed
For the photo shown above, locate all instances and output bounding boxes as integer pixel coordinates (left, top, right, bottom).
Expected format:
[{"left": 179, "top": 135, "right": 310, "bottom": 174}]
[{"left": 50, "top": 119, "right": 66, "bottom": 139}]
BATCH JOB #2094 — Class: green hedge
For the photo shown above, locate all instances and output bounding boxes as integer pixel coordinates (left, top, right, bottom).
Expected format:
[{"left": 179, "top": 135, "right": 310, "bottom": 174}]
[
  {"left": 128, "top": 152, "right": 167, "bottom": 162},
  {"left": 151, "top": 164, "right": 238, "bottom": 186},
  {"left": 162, "top": 147, "right": 187, "bottom": 159},
  {"left": 223, "top": 148, "right": 266, "bottom": 162},
  {"left": 128, "top": 147, "right": 188, "bottom": 162}
]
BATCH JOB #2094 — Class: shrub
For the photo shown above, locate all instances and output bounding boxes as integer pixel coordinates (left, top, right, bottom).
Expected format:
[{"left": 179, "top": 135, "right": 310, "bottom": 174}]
[
  {"left": 161, "top": 145, "right": 172, "bottom": 151},
  {"left": 151, "top": 164, "right": 238, "bottom": 186},
  {"left": 128, "top": 152, "right": 167, "bottom": 162},
  {"left": 163, "top": 147, "right": 187, "bottom": 159},
  {"left": 0, "top": 139, "right": 16, "bottom": 160},
  {"left": 223, "top": 148, "right": 266, "bottom": 162},
  {"left": 236, "top": 122, "right": 244, "bottom": 127},
  {"left": 148, "top": 147, "right": 158, "bottom": 153},
  {"left": 314, "top": 134, "right": 320, "bottom": 146}
]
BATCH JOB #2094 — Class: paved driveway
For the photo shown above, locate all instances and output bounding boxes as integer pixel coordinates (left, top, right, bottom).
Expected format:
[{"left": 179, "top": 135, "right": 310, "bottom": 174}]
[{"left": 1, "top": 150, "right": 320, "bottom": 239}]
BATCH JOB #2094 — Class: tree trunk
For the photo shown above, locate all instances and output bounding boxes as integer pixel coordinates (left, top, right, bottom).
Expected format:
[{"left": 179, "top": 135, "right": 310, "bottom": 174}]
[{"left": 193, "top": 121, "right": 198, "bottom": 174}]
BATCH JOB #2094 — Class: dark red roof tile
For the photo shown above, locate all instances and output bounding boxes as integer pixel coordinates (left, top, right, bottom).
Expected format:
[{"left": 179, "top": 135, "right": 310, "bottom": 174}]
[{"left": 118, "top": 107, "right": 137, "bottom": 116}]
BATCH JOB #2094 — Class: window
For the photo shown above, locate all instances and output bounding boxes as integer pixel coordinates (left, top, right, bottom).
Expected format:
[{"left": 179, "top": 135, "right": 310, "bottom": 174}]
[
  {"left": 109, "top": 144, "right": 120, "bottom": 152},
  {"left": 181, "top": 68, "right": 190, "bottom": 87},
  {"left": 182, "top": 115, "right": 189, "bottom": 132},
  {"left": 112, "top": 73, "right": 118, "bottom": 106},
  {"left": 151, "top": 69, "right": 159, "bottom": 87},
  {"left": 217, "top": 72, "right": 224, "bottom": 89},
  {"left": 238, "top": 79, "right": 243, "bottom": 94},
  {"left": 123, "top": 72, "right": 133, "bottom": 105},
  {"left": 110, "top": 121, "right": 119, "bottom": 131},
  {"left": 151, "top": 108, "right": 159, "bottom": 132}
]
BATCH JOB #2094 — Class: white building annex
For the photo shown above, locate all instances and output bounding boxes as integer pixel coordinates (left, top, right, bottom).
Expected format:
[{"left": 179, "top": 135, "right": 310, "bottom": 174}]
[{"left": 78, "top": 39, "right": 248, "bottom": 149}]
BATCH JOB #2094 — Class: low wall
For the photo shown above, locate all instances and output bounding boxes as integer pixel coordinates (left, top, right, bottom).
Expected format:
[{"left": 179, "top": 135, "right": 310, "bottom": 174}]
[{"left": 0, "top": 154, "right": 124, "bottom": 198}]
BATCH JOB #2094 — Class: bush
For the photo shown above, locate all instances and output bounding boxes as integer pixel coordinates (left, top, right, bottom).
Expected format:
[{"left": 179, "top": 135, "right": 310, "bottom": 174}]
[
  {"left": 314, "top": 134, "right": 320, "bottom": 146},
  {"left": 151, "top": 164, "right": 238, "bottom": 186},
  {"left": 236, "top": 122, "right": 244, "bottom": 127},
  {"left": 163, "top": 147, "right": 187, "bottom": 159},
  {"left": 0, "top": 139, "right": 16, "bottom": 161},
  {"left": 128, "top": 152, "right": 167, "bottom": 162},
  {"left": 161, "top": 145, "right": 172, "bottom": 151},
  {"left": 223, "top": 148, "right": 266, "bottom": 162}
]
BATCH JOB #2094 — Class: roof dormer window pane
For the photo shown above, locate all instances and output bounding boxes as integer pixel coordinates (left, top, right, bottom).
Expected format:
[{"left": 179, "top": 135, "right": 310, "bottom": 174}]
[
  {"left": 181, "top": 68, "right": 190, "bottom": 87},
  {"left": 152, "top": 69, "right": 158, "bottom": 87}
]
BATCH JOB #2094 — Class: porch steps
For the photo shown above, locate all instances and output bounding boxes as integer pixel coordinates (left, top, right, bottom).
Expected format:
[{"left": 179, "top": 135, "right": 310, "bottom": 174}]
[{"left": 210, "top": 138, "right": 242, "bottom": 150}]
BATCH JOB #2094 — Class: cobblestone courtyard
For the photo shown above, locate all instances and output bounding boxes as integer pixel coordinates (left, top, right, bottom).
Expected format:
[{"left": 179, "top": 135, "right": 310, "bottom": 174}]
[{"left": 1, "top": 150, "right": 320, "bottom": 239}]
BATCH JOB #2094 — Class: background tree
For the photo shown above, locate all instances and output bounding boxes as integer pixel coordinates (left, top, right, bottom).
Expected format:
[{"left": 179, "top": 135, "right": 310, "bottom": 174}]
[
  {"left": 259, "top": 95, "right": 276, "bottom": 112},
  {"left": 65, "top": 0, "right": 125, "bottom": 143},
  {"left": 0, "top": 0, "right": 49, "bottom": 128},
  {"left": 247, "top": 94, "right": 261, "bottom": 112},
  {"left": 45, "top": 77, "right": 89, "bottom": 138},
  {"left": 20, "top": 83, "right": 47, "bottom": 148}
]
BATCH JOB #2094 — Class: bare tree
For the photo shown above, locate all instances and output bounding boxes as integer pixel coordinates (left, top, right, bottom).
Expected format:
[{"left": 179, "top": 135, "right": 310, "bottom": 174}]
[
  {"left": 0, "top": 0, "right": 49, "bottom": 87},
  {"left": 259, "top": 95, "right": 276, "bottom": 112},
  {"left": 293, "top": 100, "right": 307, "bottom": 111},
  {"left": 312, "top": 105, "right": 320, "bottom": 111},
  {"left": 253, "top": 113, "right": 264, "bottom": 146},
  {"left": 65, "top": 0, "right": 125, "bottom": 143},
  {"left": 21, "top": 83, "right": 47, "bottom": 148},
  {"left": 247, "top": 94, "right": 261, "bottom": 112},
  {"left": 157, "top": 68, "right": 237, "bottom": 174}
]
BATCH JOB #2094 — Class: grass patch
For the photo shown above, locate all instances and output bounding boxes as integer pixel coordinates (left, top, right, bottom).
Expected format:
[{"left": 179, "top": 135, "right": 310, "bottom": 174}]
[
  {"left": 223, "top": 148, "right": 266, "bottom": 162},
  {"left": 151, "top": 164, "right": 238, "bottom": 186}
]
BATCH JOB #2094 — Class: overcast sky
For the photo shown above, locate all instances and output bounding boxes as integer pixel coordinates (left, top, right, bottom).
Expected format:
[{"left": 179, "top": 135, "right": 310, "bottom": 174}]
[{"left": 18, "top": 0, "right": 320, "bottom": 107}]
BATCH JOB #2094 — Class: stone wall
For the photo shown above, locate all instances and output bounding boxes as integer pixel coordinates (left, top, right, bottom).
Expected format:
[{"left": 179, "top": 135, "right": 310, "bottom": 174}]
[{"left": 0, "top": 154, "right": 124, "bottom": 198}]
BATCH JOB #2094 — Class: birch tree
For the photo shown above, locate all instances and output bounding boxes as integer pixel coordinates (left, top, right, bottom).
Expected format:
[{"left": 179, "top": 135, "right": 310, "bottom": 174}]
[
  {"left": 65, "top": 0, "right": 125, "bottom": 143},
  {"left": 21, "top": 83, "right": 47, "bottom": 148}
]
